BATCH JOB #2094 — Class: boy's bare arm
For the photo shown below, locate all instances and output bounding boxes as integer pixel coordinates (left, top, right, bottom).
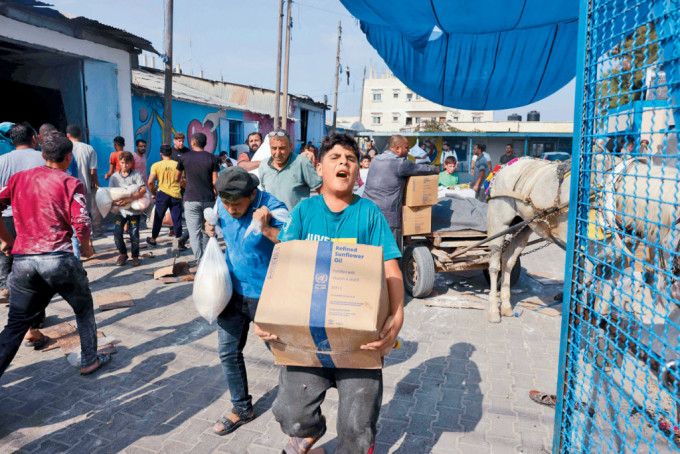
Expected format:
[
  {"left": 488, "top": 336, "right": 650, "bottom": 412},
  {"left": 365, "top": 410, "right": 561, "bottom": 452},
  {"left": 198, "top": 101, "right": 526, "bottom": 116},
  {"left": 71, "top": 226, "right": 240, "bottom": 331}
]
[{"left": 361, "top": 258, "right": 404, "bottom": 355}]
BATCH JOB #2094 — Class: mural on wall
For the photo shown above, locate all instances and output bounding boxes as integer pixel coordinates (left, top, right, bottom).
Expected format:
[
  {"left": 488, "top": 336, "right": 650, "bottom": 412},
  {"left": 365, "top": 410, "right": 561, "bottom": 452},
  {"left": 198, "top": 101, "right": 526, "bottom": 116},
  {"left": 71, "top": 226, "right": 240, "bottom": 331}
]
[{"left": 133, "top": 96, "right": 224, "bottom": 165}]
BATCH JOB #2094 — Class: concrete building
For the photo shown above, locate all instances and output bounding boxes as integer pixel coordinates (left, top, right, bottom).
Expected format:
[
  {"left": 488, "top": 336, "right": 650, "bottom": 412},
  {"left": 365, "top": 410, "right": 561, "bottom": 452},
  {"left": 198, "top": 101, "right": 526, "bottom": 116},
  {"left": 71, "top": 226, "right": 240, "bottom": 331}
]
[
  {"left": 360, "top": 69, "right": 493, "bottom": 132},
  {"left": 0, "top": 1, "right": 156, "bottom": 180}
]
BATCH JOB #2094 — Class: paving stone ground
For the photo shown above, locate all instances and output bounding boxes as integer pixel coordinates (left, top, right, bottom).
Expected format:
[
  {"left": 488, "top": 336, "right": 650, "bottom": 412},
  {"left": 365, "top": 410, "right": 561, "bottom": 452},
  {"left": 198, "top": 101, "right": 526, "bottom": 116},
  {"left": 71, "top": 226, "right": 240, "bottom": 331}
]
[{"left": 0, "top": 229, "right": 565, "bottom": 453}]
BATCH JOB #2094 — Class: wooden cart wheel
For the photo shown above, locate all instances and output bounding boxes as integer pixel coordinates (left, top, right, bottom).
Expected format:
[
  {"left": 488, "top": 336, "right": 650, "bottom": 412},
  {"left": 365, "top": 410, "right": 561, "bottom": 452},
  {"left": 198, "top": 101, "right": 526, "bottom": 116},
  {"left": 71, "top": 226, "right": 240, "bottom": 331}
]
[
  {"left": 483, "top": 257, "right": 522, "bottom": 288},
  {"left": 403, "top": 245, "right": 435, "bottom": 298}
]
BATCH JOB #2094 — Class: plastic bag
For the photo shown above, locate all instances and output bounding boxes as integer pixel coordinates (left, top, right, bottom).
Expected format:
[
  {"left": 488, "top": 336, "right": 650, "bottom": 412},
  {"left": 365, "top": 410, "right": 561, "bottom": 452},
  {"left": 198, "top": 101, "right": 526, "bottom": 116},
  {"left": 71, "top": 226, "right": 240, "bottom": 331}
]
[
  {"left": 244, "top": 207, "right": 290, "bottom": 237},
  {"left": 193, "top": 208, "right": 230, "bottom": 323},
  {"left": 193, "top": 236, "right": 232, "bottom": 323},
  {"left": 130, "top": 193, "right": 151, "bottom": 211},
  {"left": 95, "top": 188, "right": 113, "bottom": 217},
  {"left": 204, "top": 207, "right": 223, "bottom": 236}
]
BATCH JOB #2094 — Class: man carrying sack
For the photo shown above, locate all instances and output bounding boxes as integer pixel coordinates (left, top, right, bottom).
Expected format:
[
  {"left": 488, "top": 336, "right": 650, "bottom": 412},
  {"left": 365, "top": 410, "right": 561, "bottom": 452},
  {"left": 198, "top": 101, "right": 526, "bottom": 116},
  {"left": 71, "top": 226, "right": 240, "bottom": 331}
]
[{"left": 204, "top": 166, "right": 287, "bottom": 436}]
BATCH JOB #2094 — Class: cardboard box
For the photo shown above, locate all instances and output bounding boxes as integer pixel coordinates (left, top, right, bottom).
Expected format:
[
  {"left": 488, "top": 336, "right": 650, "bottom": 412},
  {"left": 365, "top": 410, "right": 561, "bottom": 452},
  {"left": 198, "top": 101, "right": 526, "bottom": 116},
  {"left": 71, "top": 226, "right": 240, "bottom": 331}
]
[
  {"left": 255, "top": 240, "right": 389, "bottom": 369},
  {"left": 404, "top": 175, "right": 439, "bottom": 206},
  {"left": 402, "top": 206, "right": 432, "bottom": 236}
]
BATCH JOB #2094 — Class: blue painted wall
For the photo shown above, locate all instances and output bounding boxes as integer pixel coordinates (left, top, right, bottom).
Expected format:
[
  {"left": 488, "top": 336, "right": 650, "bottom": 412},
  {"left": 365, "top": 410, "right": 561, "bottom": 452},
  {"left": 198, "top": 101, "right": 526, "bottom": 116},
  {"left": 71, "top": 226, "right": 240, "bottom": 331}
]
[{"left": 132, "top": 94, "right": 244, "bottom": 173}]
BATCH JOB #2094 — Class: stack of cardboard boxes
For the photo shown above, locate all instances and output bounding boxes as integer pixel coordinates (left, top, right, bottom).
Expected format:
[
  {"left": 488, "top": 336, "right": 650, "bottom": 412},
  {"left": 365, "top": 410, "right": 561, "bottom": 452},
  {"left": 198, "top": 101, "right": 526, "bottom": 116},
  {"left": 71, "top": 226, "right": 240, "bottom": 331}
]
[{"left": 402, "top": 175, "right": 439, "bottom": 236}]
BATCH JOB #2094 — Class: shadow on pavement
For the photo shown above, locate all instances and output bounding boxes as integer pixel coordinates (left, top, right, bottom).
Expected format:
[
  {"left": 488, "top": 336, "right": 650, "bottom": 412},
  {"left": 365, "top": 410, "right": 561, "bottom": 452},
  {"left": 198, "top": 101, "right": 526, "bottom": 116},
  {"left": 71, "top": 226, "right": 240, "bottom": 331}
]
[{"left": 374, "top": 342, "right": 483, "bottom": 453}]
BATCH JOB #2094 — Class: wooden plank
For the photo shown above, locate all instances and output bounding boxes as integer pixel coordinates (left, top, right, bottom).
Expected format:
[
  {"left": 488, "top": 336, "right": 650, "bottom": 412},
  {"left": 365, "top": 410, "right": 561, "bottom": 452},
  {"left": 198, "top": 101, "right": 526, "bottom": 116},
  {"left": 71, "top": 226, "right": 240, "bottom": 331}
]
[
  {"left": 517, "top": 298, "right": 562, "bottom": 317},
  {"left": 96, "top": 293, "right": 135, "bottom": 311},
  {"left": 58, "top": 330, "right": 108, "bottom": 355},
  {"left": 424, "top": 296, "right": 486, "bottom": 310},
  {"left": 40, "top": 322, "right": 76, "bottom": 352},
  {"left": 439, "top": 241, "right": 491, "bottom": 248},
  {"left": 431, "top": 229, "right": 487, "bottom": 239}
]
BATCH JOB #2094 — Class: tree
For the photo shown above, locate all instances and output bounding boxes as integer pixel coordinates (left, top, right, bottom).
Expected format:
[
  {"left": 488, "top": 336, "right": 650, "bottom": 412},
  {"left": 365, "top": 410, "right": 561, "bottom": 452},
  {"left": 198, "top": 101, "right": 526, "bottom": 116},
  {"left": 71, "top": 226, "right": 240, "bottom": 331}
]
[{"left": 596, "top": 22, "right": 659, "bottom": 116}]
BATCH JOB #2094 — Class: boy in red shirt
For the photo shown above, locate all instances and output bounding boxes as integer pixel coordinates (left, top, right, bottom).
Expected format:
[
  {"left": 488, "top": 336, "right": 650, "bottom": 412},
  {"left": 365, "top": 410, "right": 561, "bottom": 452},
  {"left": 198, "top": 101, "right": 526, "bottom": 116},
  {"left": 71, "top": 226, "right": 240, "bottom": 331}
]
[{"left": 0, "top": 131, "right": 111, "bottom": 377}]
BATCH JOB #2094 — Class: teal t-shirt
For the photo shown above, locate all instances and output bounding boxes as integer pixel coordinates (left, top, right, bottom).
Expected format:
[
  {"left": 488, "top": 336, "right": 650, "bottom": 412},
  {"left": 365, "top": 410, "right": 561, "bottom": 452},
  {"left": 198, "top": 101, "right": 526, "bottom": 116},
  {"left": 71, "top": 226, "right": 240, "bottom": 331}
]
[
  {"left": 438, "top": 171, "right": 460, "bottom": 187},
  {"left": 278, "top": 195, "right": 402, "bottom": 261}
]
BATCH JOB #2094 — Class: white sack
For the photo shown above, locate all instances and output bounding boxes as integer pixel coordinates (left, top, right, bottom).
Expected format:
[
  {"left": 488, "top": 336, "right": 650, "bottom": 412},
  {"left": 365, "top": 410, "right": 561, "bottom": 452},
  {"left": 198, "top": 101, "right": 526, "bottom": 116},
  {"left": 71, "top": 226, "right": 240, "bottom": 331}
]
[
  {"left": 95, "top": 188, "right": 113, "bottom": 217},
  {"left": 193, "top": 237, "right": 232, "bottom": 323}
]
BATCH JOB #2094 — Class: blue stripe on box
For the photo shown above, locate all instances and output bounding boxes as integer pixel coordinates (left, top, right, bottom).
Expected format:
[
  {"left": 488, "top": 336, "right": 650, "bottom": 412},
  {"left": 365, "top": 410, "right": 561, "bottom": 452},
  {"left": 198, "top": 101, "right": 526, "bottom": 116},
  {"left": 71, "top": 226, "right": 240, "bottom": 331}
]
[{"left": 309, "top": 241, "right": 335, "bottom": 368}]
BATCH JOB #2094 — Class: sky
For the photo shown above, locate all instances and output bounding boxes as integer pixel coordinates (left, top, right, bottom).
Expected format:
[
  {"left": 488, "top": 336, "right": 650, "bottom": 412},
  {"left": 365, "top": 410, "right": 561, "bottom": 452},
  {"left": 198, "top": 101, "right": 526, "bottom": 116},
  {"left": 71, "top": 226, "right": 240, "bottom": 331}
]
[{"left": 47, "top": 0, "right": 575, "bottom": 122}]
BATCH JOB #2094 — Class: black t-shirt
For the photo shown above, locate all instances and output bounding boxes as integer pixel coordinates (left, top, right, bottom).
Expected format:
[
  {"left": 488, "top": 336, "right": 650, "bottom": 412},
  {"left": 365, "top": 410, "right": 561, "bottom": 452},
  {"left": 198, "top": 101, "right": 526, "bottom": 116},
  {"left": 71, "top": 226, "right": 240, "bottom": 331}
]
[
  {"left": 171, "top": 146, "right": 190, "bottom": 163},
  {"left": 500, "top": 153, "right": 517, "bottom": 165},
  {"left": 176, "top": 151, "right": 220, "bottom": 202}
]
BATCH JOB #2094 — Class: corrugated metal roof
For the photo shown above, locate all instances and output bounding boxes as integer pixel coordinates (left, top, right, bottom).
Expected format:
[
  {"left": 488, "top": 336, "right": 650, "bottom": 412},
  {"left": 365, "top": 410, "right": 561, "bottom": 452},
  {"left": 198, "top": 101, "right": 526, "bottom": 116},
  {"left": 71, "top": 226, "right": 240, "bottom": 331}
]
[
  {"left": 132, "top": 70, "right": 263, "bottom": 114},
  {"left": 170, "top": 72, "right": 329, "bottom": 114},
  {"left": 0, "top": 0, "right": 157, "bottom": 54}
]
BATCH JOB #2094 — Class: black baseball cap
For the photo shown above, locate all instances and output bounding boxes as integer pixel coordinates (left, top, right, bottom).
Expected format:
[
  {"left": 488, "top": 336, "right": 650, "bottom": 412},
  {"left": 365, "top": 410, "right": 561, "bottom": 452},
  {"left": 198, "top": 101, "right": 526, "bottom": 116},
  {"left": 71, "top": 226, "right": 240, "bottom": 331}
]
[{"left": 215, "top": 166, "right": 259, "bottom": 197}]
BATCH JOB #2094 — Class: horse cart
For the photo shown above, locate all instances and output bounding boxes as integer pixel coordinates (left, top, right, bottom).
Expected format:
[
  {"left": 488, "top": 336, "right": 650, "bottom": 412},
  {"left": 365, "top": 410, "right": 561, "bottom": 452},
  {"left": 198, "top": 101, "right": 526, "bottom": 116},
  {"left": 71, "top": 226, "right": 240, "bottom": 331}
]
[{"left": 402, "top": 228, "right": 524, "bottom": 298}]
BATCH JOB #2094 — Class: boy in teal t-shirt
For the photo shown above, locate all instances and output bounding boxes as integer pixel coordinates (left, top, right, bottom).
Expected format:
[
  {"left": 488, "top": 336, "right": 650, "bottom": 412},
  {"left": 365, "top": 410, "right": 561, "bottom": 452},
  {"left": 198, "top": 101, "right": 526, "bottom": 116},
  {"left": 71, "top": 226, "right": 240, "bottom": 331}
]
[
  {"left": 438, "top": 155, "right": 460, "bottom": 187},
  {"left": 255, "top": 133, "right": 404, "bottom": 454}
]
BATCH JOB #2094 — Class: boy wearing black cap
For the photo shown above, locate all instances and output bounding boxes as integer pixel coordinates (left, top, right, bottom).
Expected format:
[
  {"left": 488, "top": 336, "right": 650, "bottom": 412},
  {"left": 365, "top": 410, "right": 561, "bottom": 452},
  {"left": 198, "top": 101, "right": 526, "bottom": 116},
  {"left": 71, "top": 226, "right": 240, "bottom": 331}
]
[
  {"left": 255, "top": 133, "right": 404, "bottom": 454},
  {"left": 204, "top": 166, "right": 288, "bottom": 436}
]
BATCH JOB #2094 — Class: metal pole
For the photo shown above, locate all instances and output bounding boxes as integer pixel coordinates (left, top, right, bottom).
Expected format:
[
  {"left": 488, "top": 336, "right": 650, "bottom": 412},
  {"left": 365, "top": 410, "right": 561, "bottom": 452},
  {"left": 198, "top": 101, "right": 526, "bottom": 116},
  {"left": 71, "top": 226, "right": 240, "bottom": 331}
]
[
  {"left": 358, "top": 66, "right": 366, "bottom": 125},
  {"left": 332, "top": 21, "right": 341, "bottom": 131},
  {"left": 281, "top": 0, "right": 292, "bottom": 130},
  {"left": 163, "top": 0, "right": 173, "bottom": 144},
  {"left": 274, "top": 0, "right": 284, "bottom": 130}
]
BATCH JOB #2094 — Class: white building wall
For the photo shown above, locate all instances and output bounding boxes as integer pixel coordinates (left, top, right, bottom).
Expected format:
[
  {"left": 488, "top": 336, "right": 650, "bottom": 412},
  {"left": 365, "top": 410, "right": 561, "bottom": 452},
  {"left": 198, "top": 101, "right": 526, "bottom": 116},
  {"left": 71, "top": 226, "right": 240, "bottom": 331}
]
[
  {"left": 0, "top": 15, "right": 135, "bottom": 147},
  {"left": 361, "top": 71, "right": 493, "bottom": 132}
]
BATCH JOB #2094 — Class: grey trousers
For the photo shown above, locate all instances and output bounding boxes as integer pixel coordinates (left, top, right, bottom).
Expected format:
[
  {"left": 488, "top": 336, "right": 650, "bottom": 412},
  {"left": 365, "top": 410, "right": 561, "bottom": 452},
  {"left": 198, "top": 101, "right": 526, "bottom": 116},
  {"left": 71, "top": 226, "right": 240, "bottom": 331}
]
[
  {"left": 273, "top": 366, "right": 382, "bottom": 454},
  {"left": 183, "top": 200, "right": 213, "bottom": 262}
]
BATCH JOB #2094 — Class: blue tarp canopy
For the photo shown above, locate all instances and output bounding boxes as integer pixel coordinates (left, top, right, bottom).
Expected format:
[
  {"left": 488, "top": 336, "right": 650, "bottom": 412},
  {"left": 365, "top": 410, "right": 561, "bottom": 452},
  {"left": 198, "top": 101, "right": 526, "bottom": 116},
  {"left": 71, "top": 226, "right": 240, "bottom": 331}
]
[{"left": 340, "top": 0, "right": 579, "bottom": 110}]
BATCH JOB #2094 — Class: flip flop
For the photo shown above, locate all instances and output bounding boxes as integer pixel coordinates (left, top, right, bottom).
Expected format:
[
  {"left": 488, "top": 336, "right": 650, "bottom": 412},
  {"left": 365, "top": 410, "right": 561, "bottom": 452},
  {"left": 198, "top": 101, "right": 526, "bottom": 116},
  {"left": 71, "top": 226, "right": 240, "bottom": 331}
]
[
  {"left": 24, "top": 334, "right": 50, "bottom": 350},
  {"left": 283, "top": 419, "right": 327, "bottom": 454},
  {"left": 80, "top": 353, "right": 112, "bottom": 375},
  {"left": 529, "top": 390, "right": 556, "bottom": 407}
]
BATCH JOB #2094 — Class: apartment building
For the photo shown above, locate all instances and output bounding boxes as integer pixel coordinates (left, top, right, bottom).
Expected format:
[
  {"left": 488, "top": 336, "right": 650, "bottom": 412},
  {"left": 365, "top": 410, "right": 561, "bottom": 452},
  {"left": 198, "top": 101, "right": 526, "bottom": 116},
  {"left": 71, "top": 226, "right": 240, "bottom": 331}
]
[{"left": 360, "top": 69, "right": 493, "bottom": 132}]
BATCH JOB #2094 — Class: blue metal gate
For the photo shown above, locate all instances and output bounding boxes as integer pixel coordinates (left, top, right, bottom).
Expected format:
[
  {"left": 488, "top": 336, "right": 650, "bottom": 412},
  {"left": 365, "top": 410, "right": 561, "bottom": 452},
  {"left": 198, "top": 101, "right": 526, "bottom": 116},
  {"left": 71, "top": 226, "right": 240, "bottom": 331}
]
[{"left": 555, "top": 0, "right": 680, "bottom": 452}]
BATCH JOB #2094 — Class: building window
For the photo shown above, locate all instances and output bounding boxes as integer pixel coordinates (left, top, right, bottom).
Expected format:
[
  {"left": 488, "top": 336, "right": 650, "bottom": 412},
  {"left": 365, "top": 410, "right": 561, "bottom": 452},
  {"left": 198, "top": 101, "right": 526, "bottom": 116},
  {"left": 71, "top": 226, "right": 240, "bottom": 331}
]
[
  {"left": 393, "top": 90, "right": 400, "bottom": 99},
  {"left": 472, "top": 116, "right": 481, "bottom": 122},
  {"left": 392, "top": 114, "right": 400, "bottom": 122},
  {"left": 430, "top": 117, "right": 436, "bottom": 122},
  {"left": 406, "top": 93, "right": 413, "bottom": 102},
  {"left": 415, "top": 117, "right": 421, "bottom": 125},
  {"left": 372, "top": 92, "right": 382, "bottom": 102},
  {"left": 452, "top": 116, "right": 459, "bottom": 122},
  {"left": 415, "top": 94, "right": 421, "bottom": 100},
  {"left": 406, "top": 117, "right": 413, "bottom": 125},
  {"left": 372, "top": 115, "right": 382, "bottom": 125},
  {"left": 439, "top": 117, "right": 446, "bottom": 122}
]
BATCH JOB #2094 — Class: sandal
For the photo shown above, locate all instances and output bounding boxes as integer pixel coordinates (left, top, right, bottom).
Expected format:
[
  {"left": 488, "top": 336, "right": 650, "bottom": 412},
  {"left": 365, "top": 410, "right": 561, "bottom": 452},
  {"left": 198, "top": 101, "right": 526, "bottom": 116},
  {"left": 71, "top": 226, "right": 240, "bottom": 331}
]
[
  {"left": 529, "top": 390, "right": 556, "bottom": 407},
  {"left": 283, "top": 418, "right": 327, "bottom": 454},
  {"left": 24, "top": 334, "right": 50, "bottom": 350},
  {"left": 213, "top": 407, "right": 255, "bottom": 436},
  {"left": 80, "top": 353, "right": 112, "bottom": 375}
]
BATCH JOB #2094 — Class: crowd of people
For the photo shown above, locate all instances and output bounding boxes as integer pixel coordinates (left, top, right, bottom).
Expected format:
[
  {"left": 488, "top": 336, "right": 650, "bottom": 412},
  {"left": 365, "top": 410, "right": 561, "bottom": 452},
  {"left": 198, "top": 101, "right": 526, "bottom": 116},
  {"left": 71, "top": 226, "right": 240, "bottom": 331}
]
[{"left": 0, "top": 123, "right": 441, "bottom": 452}]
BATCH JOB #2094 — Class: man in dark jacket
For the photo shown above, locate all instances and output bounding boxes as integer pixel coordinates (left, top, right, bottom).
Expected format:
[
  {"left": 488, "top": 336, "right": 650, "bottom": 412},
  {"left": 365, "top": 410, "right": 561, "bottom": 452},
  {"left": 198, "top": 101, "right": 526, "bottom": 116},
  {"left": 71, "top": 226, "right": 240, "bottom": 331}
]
[{"left": 363, "top": 134, "right": 437, "bottom": 251}]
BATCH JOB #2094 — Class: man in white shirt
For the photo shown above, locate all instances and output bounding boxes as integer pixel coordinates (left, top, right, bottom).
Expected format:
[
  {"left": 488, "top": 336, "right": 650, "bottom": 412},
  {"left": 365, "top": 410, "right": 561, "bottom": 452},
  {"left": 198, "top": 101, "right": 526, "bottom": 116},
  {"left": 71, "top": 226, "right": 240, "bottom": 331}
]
[{"left": 66, "top": 124, "right": 102, "bottom": 237}]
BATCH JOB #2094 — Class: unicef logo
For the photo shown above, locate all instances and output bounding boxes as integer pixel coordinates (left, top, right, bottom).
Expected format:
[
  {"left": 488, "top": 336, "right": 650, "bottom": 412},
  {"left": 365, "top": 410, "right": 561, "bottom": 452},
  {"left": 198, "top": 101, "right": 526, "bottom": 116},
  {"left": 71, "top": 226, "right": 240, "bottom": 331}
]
[{"left": 315, "top": 273, "right": 329, "bottom": 284}]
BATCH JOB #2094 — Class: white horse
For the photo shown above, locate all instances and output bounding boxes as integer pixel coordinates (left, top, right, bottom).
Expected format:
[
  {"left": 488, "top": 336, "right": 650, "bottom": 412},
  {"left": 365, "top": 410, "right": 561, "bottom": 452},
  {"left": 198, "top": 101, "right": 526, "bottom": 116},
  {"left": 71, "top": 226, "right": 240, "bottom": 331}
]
[
  {"left": 485, "top": 158, "right": 571, "bottom": 323},
  {"left": 485, "top": 155, "right": 680, "bottom": 323}
]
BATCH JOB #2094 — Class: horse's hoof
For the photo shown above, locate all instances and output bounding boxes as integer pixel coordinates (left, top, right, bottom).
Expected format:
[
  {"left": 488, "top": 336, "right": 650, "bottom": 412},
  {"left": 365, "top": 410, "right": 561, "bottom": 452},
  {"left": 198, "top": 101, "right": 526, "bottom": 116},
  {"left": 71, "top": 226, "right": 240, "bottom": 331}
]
[
  {"left": 488, "top": 312, "right": 502, "bottom": 323},
  {"left": 501, "top": 306, "right": 514, "bottom": 317}
]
